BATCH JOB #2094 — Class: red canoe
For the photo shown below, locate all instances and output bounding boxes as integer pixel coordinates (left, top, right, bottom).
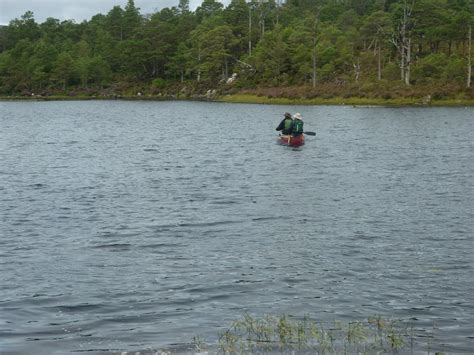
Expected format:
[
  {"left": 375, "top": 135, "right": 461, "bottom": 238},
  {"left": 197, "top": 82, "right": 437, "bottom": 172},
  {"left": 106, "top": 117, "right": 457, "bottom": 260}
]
[{"left": 276, "top": 134, "right": 305, "bottom": 147}]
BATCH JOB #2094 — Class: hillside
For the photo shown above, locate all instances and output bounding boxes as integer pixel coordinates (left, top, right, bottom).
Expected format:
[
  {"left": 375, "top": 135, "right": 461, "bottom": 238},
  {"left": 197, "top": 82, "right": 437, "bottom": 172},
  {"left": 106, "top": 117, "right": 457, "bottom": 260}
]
[{"left": 0, "top": 0, "right": 472, "bottom": 103}]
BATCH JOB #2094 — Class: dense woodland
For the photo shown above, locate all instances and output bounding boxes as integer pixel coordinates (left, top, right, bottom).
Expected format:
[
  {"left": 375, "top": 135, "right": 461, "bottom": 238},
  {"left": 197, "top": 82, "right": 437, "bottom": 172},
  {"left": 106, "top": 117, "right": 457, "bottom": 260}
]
[{"left": 0, "top": 0, "right": 473, "bottom": 100}]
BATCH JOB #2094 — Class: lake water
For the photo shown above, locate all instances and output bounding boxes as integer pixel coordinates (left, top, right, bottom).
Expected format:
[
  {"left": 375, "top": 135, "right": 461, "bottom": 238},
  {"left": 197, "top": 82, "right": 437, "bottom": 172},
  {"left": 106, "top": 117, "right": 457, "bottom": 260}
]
[{"left": 0, "top": 100, "right": 473, "bottom": 354}]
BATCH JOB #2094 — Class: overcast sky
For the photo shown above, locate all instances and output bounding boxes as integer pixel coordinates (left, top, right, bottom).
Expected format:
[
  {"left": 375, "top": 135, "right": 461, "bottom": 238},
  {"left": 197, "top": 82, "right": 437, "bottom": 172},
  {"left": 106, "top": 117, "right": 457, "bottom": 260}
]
[{"left": 0, "top": 0, "right": 231, "bottom": 25}]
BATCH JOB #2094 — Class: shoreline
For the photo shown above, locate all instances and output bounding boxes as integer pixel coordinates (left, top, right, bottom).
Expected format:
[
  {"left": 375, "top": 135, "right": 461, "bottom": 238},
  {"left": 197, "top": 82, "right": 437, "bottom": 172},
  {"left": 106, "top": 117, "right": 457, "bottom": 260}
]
[
  {"left": 217, "top": 94, "right": 474, "bottom": 107},
  {"left": 1, "top": 94, "right": 474, "bottom": 107}
]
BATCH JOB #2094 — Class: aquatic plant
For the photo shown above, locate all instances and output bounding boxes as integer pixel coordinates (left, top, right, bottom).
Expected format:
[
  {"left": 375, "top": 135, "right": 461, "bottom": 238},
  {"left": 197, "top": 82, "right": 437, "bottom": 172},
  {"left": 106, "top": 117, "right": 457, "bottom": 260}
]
[{"left": 210, "top": 313, "right": 426, "bottom": 354}]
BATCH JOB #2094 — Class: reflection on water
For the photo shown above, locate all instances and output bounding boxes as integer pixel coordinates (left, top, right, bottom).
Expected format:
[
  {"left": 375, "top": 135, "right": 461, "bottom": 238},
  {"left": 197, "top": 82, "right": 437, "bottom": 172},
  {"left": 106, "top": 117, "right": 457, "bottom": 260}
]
[{"left": 0, "top": 101, "right": 473, "bottom": 353}]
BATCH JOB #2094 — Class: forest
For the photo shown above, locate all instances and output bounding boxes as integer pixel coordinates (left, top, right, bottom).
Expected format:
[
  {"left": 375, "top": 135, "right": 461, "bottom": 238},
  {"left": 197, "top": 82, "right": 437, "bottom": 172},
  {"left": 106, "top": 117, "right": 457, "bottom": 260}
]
[{"left": 0, "top": 0, "right": 473, "bottom": 102}]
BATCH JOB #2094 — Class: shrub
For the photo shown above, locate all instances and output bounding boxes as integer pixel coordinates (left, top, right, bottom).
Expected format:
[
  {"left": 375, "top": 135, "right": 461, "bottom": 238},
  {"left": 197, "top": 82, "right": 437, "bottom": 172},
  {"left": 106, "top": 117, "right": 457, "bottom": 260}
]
[
  {"left": 320, "top": 63, "right": 336, "bottom": 82},
  {"left": 412, "top": 53, "right": 449, "bottom": 82},
  {"left": 382, "top": 62, "right": 400, "bottom": 81},
  {"left": 152, "top": 78, "right": 167, "bottom": 89},
  {"left": 443, "top": 56, "right": 466, "bottom": 83}
]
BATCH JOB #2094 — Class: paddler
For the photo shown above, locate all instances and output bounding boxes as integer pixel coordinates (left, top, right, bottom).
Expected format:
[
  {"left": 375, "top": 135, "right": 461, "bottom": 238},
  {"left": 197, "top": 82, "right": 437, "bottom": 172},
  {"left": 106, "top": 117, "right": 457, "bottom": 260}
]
[
  {"left": 275, "top": 112, "right": 293, "bottom": 135},
  {"left": 291, "top": 113, "right": 304, "bottom": 136}
]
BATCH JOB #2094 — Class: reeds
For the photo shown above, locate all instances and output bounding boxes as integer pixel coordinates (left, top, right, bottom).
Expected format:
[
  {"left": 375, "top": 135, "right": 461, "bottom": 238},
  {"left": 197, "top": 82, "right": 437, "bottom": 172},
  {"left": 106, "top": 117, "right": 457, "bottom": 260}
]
[{"left": 194, "top": 314, "right": 420, "bottom": 354}]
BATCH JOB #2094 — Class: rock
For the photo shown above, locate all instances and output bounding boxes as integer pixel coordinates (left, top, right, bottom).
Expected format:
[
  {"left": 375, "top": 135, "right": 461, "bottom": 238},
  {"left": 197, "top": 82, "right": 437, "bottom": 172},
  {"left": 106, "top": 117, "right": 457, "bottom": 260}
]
[
  {"left": 422, "top": 95, "right": 431, "bottom": 105},
  {"left": 206, "top": 89, "right": 216, "bottom": 98},
  {"left": 226, "top": 73, "right": 237, "bottom": 84}
]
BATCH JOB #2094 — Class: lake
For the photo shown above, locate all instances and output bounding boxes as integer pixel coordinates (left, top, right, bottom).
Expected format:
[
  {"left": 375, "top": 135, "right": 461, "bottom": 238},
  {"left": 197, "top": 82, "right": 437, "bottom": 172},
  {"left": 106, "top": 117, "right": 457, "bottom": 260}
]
[{"left": 0, "top": 100, "right": 473, "bottom": 354}]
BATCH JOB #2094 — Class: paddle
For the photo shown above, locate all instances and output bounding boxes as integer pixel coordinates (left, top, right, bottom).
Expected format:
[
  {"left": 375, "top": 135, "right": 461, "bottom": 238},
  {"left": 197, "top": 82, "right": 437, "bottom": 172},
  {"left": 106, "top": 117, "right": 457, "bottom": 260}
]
[{"left": 304, "top": 131, "right": 316, "bottom": 136}]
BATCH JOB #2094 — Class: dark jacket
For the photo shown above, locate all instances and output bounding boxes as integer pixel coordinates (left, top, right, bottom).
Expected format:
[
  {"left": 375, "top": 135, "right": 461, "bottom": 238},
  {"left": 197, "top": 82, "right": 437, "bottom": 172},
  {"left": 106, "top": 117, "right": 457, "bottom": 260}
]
[{"left": 276, "top": 117, "right": 293, "bottom": 135}]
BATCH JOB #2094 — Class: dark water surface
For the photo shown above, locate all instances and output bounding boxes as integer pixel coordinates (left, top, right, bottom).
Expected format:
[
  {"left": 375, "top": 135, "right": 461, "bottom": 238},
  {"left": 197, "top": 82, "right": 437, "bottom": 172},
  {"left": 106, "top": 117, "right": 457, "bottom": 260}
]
[{"left": 0, "top": 101, "right": 473, "bottom": 354}]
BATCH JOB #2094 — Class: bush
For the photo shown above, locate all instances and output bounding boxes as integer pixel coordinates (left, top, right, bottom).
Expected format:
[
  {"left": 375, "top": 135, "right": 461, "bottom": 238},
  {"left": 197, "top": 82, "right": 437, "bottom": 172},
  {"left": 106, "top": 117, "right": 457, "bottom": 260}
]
[
  {"left": 320, "top": 63, "right": 336, "bottom": 82},
  {"left": 443, "top": 56, "right": 466, "bottom": 83},
  {"left": 382, "top": 62, "right": 400, "bottom": 81},
  {"left": 412, "top": 53, "right": 449, "bottom": 83},
  {"left": 152, "top": 78, "right": 167, "bottom": 89}
]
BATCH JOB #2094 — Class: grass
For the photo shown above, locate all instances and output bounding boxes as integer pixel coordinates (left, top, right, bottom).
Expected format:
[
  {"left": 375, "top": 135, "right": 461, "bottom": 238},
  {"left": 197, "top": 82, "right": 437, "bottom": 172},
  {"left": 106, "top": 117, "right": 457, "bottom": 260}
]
[
  {"left": 218, "top": 93, "right": 474, "bottom": 107},
  {"left": 2, "top": 92, "right": 474, "bottom": 107},
  {"left": 105, "top": 313, "right": 451, "bottom": 354},
  {"left": 188, "top": 314, "right": 445, "bottom": 354}
]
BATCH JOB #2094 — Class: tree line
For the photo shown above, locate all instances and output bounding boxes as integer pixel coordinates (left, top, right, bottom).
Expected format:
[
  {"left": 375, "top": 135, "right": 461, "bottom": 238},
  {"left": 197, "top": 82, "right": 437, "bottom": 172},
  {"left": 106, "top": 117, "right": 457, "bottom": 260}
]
[{"left": 0, "top": 0, "right": 472, "bottom": 96}]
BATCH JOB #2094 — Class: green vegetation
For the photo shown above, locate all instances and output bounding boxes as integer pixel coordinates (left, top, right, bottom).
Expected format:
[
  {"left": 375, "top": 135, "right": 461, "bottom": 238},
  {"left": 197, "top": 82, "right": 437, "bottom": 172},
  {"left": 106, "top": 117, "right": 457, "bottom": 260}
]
[
  {"left": 0, "top": 0, "right": 473, "bottom": 104},
  {"left": 219, "top": 93, "right": 474, "bottom": 106},
  {"left": 188, "top": 314, "right": 434, "bottom": 354}
]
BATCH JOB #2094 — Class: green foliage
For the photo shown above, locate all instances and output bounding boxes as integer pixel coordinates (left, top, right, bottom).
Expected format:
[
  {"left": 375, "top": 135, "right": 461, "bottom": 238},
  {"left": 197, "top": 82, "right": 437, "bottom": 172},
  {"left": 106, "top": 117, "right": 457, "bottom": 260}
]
[
  {"left": 5, "top": 11, "right": 40, "bottom": 48},
  {"left": 412, "top": 53, "right": 467, "bottom": 83},
  {"left": 253, "top": 25, "right": 290, "bottom": 85},
  {"left": 320, "top": 62, "right": 336, "bottom": 81},
  {"left": 53, "top": 51, "right": 75, "bottom": 89},
  {"left": 443, "top": 56, "right": 466, "bottom": 81},
  {"left": 415, "top": 53, "right": 449, "bottom": 79},
  {"left": 383, "top": 62, "right": 401, "bottom": 81},
  {"left": 0, "top": 0, "right": 472, "bottom": 96},
  {"left": 152, "top": 78, "right": 167, "bottom": 88},
  {"left": 215, "top": 314, "right": 424, "bottom": 354}
]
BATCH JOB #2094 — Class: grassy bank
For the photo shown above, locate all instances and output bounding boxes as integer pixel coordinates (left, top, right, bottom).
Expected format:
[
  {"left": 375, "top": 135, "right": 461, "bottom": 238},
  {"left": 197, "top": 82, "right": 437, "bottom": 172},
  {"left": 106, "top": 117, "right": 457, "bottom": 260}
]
[
  {"left": 2, "top": 84, "right": 474, "bottom": 107},
  {"left": 3, "top": 93, "right": 473, "bottom": 106},
  {"left": 218, "top": 93, "right": 474, "bottom": 107}
]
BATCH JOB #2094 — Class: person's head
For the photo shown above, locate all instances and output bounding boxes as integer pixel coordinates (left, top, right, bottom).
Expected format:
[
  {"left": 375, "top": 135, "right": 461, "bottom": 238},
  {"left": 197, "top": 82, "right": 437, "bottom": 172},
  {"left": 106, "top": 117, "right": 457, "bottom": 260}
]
[
  {"left": 293, "top": 113, "right": 303, "bottom": 121},
  {"left": 284, "top": 112, "right": 292, "bottom": 119}
]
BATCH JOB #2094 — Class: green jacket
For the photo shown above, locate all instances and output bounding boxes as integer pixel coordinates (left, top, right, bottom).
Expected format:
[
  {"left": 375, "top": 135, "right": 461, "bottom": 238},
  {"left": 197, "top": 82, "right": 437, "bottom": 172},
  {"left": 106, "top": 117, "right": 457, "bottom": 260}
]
[
  {"left": 292, "top": 119, "right": 304, "bottom": 136},
  {"left": 276, "top": 117, "right": 293, "bottom": 135}
]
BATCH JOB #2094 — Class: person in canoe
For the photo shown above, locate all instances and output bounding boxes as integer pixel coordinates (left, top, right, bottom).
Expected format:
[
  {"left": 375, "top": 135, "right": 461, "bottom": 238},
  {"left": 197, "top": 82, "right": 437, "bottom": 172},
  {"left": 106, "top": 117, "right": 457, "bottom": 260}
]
[
  {"left": 275, "top": 112, "right": 293, "bottom": 135},
  {"left": 291, "top": 113, "right": 304, "bottom": 136}
]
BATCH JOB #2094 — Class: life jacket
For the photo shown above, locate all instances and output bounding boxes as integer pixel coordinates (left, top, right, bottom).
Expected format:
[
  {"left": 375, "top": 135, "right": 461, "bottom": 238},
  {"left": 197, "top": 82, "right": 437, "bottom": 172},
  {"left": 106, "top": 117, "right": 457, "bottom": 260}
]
[
  {"left": 292, "top": 119, "right": 303, "bottom": 135},
  {"left": 283, "top": 118, "right": 293, "bottom": 134}
]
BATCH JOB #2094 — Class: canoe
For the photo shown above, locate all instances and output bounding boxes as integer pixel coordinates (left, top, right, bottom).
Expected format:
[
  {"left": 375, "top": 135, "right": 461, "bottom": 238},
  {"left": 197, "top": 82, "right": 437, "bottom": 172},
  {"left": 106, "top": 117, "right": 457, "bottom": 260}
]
[{"left": 277, "top": 134, "right": 305, "bottom": 147}]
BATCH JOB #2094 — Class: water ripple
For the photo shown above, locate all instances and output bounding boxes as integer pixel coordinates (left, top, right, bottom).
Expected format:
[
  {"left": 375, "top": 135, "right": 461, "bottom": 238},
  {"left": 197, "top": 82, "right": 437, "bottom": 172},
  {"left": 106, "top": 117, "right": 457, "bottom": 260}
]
[{"left": 0, "top": 101, "right": 472, "bottom": 354}]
